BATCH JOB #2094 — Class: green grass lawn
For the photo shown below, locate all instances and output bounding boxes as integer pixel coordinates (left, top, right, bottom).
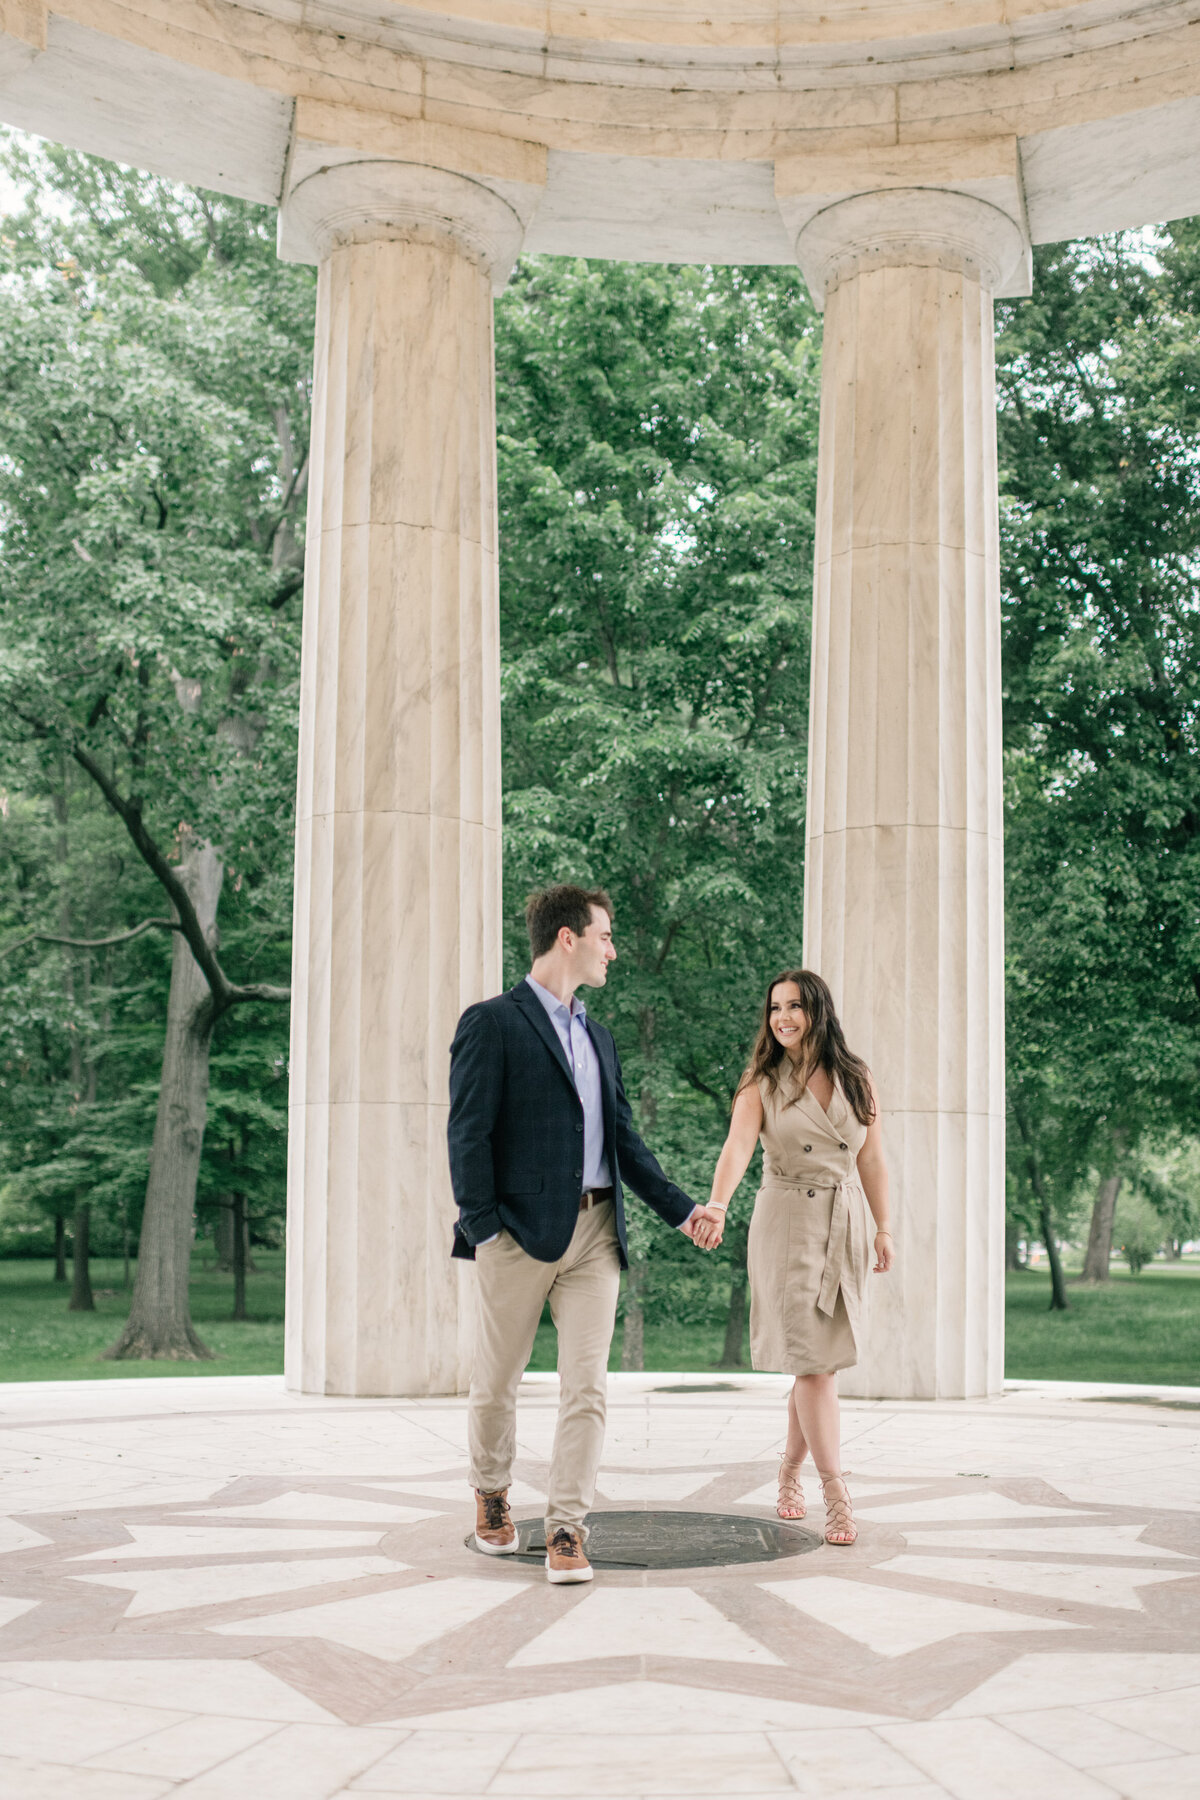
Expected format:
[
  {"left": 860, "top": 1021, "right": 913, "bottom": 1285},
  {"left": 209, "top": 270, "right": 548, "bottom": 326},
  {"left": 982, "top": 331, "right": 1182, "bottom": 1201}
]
[
  {"left": 529, "top": 1315, "right": 741, "bottom": 1375},
  {"left": 1, "top": 1252, "right": 1196, "bottom": 1387},
  {"left": 0, "top": 1252, "right": 285, "bottom": 1382},
  {"left": 1003, "top": 1261, "right": 1200, "bottom": 1387}
]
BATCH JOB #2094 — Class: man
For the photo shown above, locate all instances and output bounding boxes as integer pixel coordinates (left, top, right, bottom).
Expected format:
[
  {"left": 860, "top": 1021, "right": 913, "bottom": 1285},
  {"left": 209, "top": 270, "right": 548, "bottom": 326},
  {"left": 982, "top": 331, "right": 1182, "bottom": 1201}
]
[{"left": 448, "top": 884, "right": 719, "bottom": 1585}]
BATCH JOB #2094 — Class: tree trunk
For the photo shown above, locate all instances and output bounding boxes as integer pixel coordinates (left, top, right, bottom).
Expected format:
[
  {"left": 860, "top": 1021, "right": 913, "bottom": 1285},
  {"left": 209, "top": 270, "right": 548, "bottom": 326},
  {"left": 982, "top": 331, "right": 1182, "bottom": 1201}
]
[
  {"left": 53, "top": 1212, "right": 68, "bottom": 1282},
  {"left": 69, "top": 1202, "right": 95, "bottom": 1311},
  {"left": 1039, "top": 1204, "right": 1071, "bottom": 1312},
  {"left": 1012, "top": 1098, "right": 1069, "bottom": 1312},
  {"left": 68, "top": 950, "right": 97, "bottom": 1313},
  {"left": 1079, "top": 1172, "right": 1121, "bottom": 1283},
  {"left": 214, "top": 1199, "right": 235, "bottom": 1271},
  {"left": 105, "top": 841, "right": 223, "bottom": 1361},
  {"left": 232, "top": 1191, "right": 247, "bottom": 1321},
  {"left": 121, "top": 1199, "right": 131, "bottom": 1291},
  {"left": 1004, "top": 1219, "right": 1026, "bottom": 1271},
  {"left": 620, "top": 1260, "right": 646, "bottom": 1371}
]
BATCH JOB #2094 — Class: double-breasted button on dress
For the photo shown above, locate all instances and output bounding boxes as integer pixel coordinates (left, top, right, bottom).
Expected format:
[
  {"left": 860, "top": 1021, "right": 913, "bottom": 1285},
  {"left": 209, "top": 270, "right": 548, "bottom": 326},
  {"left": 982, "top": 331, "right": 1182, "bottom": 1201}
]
[{"left": 747, "top": 1075, "right": 871, "bottom": 1376}]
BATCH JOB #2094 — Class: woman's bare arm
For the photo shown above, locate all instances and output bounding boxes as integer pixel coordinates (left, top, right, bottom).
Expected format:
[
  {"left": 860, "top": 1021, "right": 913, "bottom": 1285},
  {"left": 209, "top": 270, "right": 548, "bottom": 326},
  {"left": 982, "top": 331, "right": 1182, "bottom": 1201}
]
[
  {"left": 693, "top": 1083, "right": 763, "bottom": 1247},
  {"left": 856, "top": 1077, "right": 893, "bottom": 1272}
]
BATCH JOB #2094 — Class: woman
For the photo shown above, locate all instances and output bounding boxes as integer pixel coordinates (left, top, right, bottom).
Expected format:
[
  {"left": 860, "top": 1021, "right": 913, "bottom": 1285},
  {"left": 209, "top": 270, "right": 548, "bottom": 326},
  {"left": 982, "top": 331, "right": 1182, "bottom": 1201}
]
[{"left": 696, "top": 971, "right": 893, "bottom": 1545}]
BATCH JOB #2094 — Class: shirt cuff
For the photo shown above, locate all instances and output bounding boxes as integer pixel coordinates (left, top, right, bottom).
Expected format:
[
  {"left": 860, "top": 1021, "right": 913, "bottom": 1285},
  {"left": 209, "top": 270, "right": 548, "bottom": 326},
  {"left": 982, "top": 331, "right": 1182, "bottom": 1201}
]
[
  {"left": 676, "top": 1205, "right": 698, "bottom": 1232},
  {"left": 476, "top": 1233, "right": 500, "bottom": 1247}
]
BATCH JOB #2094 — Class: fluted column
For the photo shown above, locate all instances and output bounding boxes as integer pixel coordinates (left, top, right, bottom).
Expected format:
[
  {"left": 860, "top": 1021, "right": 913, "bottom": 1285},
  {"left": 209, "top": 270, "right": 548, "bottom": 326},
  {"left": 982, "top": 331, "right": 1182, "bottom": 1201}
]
[
  {"left": 283, "top": 164, "right": 525, "bottom": 1396},
  {"left": 796, "top": 191, "right": 1026, "bottom": 1400}
]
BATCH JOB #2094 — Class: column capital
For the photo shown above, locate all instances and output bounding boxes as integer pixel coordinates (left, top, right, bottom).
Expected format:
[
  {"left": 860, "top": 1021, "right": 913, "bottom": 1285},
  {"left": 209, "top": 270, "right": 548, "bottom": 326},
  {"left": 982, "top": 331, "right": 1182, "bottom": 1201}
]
[
  {"left": 776, "top": 138, "right": 1031, "bottom": 311},
  {"left": 794, "top": 188, "right": 1029, "bottom": 310},
  {"left": 278, "top": 100, "right": 548, "bottom": 291}
]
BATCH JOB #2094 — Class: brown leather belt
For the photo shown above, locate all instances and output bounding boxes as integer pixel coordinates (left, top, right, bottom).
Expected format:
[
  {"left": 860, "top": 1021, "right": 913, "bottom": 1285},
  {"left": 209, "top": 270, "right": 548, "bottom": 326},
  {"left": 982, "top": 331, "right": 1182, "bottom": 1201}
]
[{"left": 580, "top": 1186, "right": 614, "bottom": 1211}]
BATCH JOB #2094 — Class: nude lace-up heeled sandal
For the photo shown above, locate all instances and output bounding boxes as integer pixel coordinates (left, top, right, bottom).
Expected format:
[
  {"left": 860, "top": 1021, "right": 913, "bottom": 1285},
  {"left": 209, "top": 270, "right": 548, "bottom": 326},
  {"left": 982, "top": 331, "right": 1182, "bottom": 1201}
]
[
  {"left": 819, "top": 1473, "right": 857, "bottom": 1545},
  {"left": 776, "top": 1458, "right": 806, "bottom": 1520}
]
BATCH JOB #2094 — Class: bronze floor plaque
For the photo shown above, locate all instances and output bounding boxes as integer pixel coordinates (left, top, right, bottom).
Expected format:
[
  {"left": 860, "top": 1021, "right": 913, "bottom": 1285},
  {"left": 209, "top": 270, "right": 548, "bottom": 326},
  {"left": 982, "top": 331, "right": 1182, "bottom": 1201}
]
[{"left": 467, "top": 1509, "right": 822, "bottom": 1569}]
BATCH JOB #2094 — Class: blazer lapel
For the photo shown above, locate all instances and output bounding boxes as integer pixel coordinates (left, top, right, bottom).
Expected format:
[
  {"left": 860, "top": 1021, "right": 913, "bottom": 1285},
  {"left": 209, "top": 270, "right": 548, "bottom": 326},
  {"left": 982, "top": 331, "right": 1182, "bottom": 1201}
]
[{"left": 510, "top": 981, "right": 577, "bottom": 1093}]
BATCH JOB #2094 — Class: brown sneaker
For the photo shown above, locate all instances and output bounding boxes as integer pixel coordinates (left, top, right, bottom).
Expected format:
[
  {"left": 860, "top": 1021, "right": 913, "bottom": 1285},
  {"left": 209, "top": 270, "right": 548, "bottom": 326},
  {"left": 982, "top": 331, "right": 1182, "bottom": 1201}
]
[
  {"left": 545, "top": 1525, "right": 593, "bottom": 1585},
  {"left": 474, "top": 1488, "right": 518, "bottom": 1556}
]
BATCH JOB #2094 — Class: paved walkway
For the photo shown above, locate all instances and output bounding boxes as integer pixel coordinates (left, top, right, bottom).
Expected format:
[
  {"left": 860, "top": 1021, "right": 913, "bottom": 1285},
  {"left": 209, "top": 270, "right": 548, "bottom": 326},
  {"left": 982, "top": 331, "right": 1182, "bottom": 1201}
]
[{"left": 0, "top": 1372, "right": 1197, "bottom": 1798}]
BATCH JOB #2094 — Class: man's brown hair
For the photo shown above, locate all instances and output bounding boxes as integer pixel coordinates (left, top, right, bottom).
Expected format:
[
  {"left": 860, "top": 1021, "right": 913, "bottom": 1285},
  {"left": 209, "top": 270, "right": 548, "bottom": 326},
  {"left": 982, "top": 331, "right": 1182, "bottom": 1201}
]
[{"left": 525, "top": 885, "right": 613, "bottom": 960}]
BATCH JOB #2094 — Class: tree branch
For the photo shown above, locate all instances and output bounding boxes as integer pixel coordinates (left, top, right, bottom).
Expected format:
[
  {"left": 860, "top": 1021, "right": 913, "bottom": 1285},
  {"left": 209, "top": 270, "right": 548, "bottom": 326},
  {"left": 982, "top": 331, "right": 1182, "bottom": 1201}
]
[
  {"left": 681, "top": 1062, "right": 734, "bottom": 1125},
  {"left": 269, "top": 569, "right": 305, "bottom": 611},
  {"left": 67, "top": 741, "right": 289, "bottom": 1016},
  {"left": 231, "top": 980, "right": 291, "bottom": 1005},
  {"left": 1, "top": 918, "right": 178, "bottom": 961}
]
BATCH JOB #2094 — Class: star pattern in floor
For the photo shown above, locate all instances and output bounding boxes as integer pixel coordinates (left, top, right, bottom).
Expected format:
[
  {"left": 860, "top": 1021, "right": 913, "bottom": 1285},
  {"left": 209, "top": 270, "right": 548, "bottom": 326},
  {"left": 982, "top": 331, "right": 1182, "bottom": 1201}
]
[{"left": 0, "top": 1372, "right": 1196, "bottom": 1796}]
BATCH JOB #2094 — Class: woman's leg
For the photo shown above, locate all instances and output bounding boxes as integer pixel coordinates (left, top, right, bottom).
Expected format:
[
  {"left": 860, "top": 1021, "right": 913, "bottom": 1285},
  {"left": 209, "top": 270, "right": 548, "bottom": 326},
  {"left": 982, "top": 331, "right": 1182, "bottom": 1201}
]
[
  {"left": 789, "top": 1372, "right": 841, "bottom": 1470},
  {"left": 791, "top": 1372, "right": 856, "bottom": 1544},
  {"left": 784, "top": 1380, "right": 811, "bottom": 1464},
  {"left": 777, "top": 1382, "right": 811, "bottom": 1518}
]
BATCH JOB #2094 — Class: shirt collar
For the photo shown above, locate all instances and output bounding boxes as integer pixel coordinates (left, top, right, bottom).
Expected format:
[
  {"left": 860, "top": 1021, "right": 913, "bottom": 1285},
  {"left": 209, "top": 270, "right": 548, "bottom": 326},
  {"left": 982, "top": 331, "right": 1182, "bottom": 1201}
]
[{"left": 525, "top": 973, "right": 586, "bottom": 1022}]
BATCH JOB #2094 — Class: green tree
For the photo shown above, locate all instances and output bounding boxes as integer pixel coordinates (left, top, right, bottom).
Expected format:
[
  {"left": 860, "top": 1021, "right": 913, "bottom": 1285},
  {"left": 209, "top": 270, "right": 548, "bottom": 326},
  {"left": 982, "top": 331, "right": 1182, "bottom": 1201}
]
[
  {"left": 997, "top": 230, "right": 1200, "bottom": 1300},
  {"left": 0, "top": 141, "right": 309, "bottom": 1355},
  {"left": 494, "top": 258, "right": 820, "bottom": 1359}
]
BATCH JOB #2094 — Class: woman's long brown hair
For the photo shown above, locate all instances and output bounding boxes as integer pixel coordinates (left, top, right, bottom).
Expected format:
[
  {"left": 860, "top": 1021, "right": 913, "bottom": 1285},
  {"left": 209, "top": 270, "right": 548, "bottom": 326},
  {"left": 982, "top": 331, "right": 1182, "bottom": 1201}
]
[{"left": 738, "top": 969, "right": 875, "bottom": 1127}]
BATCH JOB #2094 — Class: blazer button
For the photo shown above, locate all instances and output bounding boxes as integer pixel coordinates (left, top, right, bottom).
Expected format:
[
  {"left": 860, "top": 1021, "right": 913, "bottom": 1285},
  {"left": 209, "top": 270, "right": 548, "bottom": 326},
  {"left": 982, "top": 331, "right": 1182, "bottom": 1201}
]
[
  {"left": 575, "top": 1123, "right": 584, "bottom": 1133},
  {"left": 840, "top": 1143, "right": 848, "bottom": 1151},
  {"left": 574, "top": 1168, "right": 583, "bottom": 1180},
  {"left": 803, "top": 1144, "right": 812, "bottom": 1153},
  {"left": 807, "top": 1188, "right": 816, "bottom": 1198}
]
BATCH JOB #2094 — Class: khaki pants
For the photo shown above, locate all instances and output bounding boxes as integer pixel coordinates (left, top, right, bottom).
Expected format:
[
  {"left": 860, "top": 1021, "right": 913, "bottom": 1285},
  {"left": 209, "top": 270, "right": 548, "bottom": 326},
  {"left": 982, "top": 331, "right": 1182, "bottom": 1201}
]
[{"left": 468, "top": 1201, "right": 621, "bottom": 1539}]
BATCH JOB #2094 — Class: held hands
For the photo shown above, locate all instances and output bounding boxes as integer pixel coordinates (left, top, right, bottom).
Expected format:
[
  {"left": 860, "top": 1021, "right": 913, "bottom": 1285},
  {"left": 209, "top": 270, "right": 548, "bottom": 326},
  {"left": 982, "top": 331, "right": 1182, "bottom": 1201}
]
[
  {"left": 684, "top": 1204, "right": 726, "bottom": 1251},
  {"left": 873, "top": 1230, "right": 895, "bottom": 1274}
]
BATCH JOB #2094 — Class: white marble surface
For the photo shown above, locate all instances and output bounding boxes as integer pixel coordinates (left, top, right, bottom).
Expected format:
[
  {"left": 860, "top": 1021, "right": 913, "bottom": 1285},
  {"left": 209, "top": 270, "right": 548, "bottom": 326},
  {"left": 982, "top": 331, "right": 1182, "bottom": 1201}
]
[
  {"left": 213, "top": 1576, "right": 525, "bottom": 1661},
  {"left": 878, "top": 1555, "right": 1195, "bottom": 1613},
  {"left": 509, "top": 1587, "right": 786, "bottom": 1668},
  {"left": 70, "top": 1525, "right": 386, "bottom": 1560},
  {"left": 762, "top": 1574, "right": 1081, "bottom": 1658},
  {"left": 178, "top": 1493, "right": 438, "bottom": 1526},
  {"left": 72, "top": 1555, "right": 401, "bottom": 1618},
  {"left": 285, "top": 209, "right": 503, "bottom": 1398},
  {"left": 898, "top": 1525, "right": 1188, "bottom": 1557},
  {"left": 5, "top": 3, "right": 1200, "bottom": 262},
  {"left": 803, "top": 212, "right": 1006, "bottom": 1402},
  {"left": 0, "top": 1374, "right": 1196, "bottom": 1798}
]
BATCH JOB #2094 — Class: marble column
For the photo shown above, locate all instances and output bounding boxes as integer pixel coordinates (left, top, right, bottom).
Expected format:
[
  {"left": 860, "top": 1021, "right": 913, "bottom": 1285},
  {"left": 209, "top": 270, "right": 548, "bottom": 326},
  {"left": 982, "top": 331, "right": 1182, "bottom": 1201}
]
[
  {"left": 795, "top": 191, "right": 1027, "bottom": 1400},
  {"left": 282, "top": 165, "right": 525, "bottom": 1396}
]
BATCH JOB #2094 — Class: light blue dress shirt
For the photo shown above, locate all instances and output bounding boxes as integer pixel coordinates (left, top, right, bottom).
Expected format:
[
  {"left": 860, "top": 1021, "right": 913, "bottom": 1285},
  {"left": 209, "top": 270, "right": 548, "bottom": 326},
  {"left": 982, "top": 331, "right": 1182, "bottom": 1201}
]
[
  {"left": 474, "top": 976, "right": 695, "bottom": 1246},
  {"left": 524, "top": 974, "right": 611, "bottom": 1190}
]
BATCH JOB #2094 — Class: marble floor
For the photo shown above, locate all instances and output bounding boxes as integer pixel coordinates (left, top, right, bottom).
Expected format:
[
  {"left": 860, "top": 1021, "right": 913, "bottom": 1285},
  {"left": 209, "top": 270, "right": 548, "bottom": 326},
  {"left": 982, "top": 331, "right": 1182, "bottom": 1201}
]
[{"left": 0, "top": 1371, "right": 1197, "bottom": 1799}]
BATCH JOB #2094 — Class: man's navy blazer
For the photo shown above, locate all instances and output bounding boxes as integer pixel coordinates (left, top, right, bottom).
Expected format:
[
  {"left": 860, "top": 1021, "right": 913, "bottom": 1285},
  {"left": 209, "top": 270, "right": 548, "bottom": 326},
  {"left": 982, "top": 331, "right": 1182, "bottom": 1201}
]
[{"left": 447, "top": 980, "right": 694, "bottom": 1267}]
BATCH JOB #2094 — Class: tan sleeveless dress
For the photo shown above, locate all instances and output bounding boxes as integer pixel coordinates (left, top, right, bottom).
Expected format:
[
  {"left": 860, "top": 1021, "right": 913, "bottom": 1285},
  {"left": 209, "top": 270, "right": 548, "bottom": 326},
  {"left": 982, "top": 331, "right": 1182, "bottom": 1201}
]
[{"left": 747, "top": 1074, "right": 872, "bottom": 1376}]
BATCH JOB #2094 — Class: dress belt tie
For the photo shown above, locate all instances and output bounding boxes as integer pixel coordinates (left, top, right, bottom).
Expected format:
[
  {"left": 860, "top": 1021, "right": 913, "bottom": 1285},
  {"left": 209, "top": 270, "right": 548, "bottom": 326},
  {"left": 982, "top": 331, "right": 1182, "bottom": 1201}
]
[
  {"left": 764, "top": 1173, "right": 856, "bottom": 1319},
  {"left": 817, "top": 1182, "right": 853, "bottom": 1319}
]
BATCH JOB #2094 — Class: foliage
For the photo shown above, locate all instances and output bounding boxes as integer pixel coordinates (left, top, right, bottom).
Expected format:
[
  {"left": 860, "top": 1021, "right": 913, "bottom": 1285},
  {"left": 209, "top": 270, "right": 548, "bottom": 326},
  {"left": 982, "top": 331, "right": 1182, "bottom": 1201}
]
[
  {"left": 1113, "top": 1189, "right": 1167, "bottom": 1274},
  {"left": 997, "top": 230, "right": 1200, "bottom": 1260},
  {"left": 1134, "top": 1135, "right": 1200, "bottom": 1249},
  {"left": 0, "top": 139, "right": 308, "bottom": 1279},
  {"left": 1, "top": 143, "right": 1197, "bottom": 1362},
  {"left": 494, "top": 258, "right": 820, "bottom": 1334}
]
